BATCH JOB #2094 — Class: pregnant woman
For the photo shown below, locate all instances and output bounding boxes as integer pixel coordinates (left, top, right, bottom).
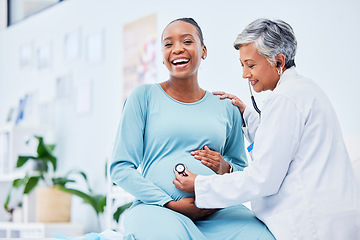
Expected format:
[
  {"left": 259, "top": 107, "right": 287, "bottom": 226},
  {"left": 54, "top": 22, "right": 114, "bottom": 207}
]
[{"left": 110, "top": 17, "right": 274, "bottom": 240}]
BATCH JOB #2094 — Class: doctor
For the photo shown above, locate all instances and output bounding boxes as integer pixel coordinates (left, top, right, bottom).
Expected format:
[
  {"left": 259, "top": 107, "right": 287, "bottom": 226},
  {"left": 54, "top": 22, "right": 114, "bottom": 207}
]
[{"left": 173, "top": 18, "right": 360, "bottom": 239}]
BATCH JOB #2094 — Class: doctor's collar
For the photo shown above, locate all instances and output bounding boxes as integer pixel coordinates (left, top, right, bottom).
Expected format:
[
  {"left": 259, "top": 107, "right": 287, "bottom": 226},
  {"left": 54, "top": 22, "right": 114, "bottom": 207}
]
[{"left": 274, "top": 66, "right": 296, "bottom": 89}]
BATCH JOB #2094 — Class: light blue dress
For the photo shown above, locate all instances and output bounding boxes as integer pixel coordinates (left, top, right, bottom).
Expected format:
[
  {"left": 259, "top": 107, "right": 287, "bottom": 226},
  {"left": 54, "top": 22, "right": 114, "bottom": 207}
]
[{"left": 110, "top": 84, "right": 274, "bottom": 240}]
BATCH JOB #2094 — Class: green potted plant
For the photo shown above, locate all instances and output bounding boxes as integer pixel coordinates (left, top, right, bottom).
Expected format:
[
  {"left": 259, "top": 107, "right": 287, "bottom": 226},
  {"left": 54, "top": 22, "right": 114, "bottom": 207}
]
[
  {"left": 3, "top": 136, "right": 106, "bottom": 223},
  {"left": 4, "top": 135, "right": 131, "bottom": 231}
]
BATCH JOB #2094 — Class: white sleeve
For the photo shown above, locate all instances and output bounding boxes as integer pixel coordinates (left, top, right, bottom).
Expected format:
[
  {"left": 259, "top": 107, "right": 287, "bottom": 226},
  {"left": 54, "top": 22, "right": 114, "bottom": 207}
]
[
  {"left": 195, "top": 94, "right": 302, "bottom": 208},
  {"left": 241, "top": 107, "right": 260, "bottom": 143}
]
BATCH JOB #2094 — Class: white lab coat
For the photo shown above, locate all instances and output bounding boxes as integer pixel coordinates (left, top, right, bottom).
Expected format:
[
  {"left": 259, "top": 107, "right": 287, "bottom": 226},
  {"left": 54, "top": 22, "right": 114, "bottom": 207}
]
[{"left": 195, "top": 68, "right": 360, "bottom": 239}]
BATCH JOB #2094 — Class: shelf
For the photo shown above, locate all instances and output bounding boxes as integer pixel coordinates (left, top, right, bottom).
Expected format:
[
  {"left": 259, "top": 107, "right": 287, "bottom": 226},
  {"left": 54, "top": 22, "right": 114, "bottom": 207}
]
[
  {"left": 0, "top": 171, "right": 26, "bottom": 182},
  {"left": 0, "top": 124, "right": 49, "bottom": 180},
  {"left": 0, "top": 222, "right": 83, "bottom": 238},
  {"left": 0, "top": 124, "right": 47, "bottom": 133}
]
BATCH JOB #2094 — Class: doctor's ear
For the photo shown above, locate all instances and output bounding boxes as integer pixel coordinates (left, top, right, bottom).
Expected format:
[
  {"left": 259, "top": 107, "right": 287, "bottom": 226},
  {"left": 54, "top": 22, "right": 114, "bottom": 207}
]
[{"left": 275, "top": 54, "right": 286, "bottom": 68}]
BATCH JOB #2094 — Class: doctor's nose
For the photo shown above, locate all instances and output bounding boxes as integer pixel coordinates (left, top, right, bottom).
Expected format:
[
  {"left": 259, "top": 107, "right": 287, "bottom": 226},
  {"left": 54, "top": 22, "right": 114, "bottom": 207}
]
[{"left": 242, "top": 69, "right": 252, "bottom": 79}]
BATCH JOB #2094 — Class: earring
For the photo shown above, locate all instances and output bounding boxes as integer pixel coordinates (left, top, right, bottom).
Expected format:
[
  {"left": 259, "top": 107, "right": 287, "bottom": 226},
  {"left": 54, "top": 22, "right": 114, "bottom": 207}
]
[
  {"left": 277, "top": 67, "right": 283, "bottom": 76},
  {"left": 202, "top": 56, "right": 206, "bottom": 60}
]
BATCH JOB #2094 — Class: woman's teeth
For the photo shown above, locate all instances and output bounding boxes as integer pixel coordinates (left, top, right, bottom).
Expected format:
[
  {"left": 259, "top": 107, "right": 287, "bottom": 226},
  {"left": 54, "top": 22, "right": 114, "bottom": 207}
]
[{"left": 172, "top": 59, "right": 190, "bottom": 65}]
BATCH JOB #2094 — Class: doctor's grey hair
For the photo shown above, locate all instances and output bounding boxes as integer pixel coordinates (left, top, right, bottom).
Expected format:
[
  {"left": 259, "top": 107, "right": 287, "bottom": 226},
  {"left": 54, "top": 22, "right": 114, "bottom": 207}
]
[{"left": 234, "top": 18, "right": 297, "bottom": 69}]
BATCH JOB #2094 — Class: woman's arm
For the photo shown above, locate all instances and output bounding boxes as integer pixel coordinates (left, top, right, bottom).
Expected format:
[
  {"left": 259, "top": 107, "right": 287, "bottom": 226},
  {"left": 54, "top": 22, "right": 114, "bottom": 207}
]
[
  {"left": 110, "top": 85, "right": 173, "bottom": 206},
  {"left": 165, "top": 198, "right": 218, "bottom": 221}
]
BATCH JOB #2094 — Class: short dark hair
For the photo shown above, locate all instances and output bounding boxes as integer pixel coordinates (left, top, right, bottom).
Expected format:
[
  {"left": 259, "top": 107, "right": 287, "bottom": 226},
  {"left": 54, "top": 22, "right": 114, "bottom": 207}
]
[{"left": 168, "top": 17, "right": 204, "bottom": 45}]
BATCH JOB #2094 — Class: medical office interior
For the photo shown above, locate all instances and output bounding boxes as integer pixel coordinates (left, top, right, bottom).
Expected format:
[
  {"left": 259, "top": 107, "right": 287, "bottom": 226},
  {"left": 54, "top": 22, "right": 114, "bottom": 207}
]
[{"left": 0, "top": 0, "right": 359, "bottom": 238}]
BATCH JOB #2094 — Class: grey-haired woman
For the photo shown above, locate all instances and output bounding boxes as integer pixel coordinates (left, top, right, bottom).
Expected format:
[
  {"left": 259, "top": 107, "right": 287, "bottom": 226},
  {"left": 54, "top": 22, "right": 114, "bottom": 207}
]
[{"left": 173, "top": 18, "right": 360, "bottom": 240}]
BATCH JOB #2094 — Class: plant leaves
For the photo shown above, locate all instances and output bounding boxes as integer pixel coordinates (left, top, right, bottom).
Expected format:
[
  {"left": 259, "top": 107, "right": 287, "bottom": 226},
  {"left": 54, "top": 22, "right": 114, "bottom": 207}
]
[
  {"left": 52, "top": 177, "right": 75, "bottom": 186},
  {"left": 56, "top": 187, "right": 96, "bottom": 211},
  {"left": 56, "top": 186, "right": 106, "bottom": 216},
  {"left": 16, "top": 156, "right": 36, "bottom": 168},
  {"left": 65, "top": 170, "right": 92, "bottom": 193},
  {"left": 33, "top": 157, "right": 48, "bottom": 172},
  {"left": 92, "top": 195, "right": 106, "bottom": 214},
  {"left": 77, "top": 171, "right": 93, "bottom": 193},
  {"left": 24, "top": 176, "right": 40, "bottom": 194},
  {"left": 35, "top": 136, "right": 57, "bottom": 171},
  {"left": 49, "top": 155, "right": 57, "bottom": 171},
  {"left": 47, "top": 144, "right": 56, "bottom": 151},
  {"left": 17, "top": 136, "right": 57, "bottom": 172},
  {"left": 13, "top": 178, "right": 25, "bottom": 188},
  {"left": 113, "top": 202, "right": 132, "bottom": 223},
  {"left": 4, "top": 190, "right": 11, "bottom": 211}
]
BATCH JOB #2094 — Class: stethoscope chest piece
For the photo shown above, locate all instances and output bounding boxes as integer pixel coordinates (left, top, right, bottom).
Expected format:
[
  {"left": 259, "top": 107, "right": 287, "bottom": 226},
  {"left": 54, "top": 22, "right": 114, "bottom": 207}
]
[{"left": 174, "top": 163, "right": 188, "bottom": 176}]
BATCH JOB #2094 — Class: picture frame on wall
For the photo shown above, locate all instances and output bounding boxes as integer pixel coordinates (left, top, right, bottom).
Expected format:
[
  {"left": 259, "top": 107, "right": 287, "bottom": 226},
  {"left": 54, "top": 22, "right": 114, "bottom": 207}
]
[
  {"left": 56, "top": 72, "right": 73, "bottom": 101},
  {"left": 37, "top": 43, "right": 52, "bottom": 70},
  {"left": 75, "top": 80, "right": 92, "bottom": 115},
  {"left": 19, "top": 41, "right": 33, "bottom": 68},
  {"left": 86, "top": 29, "right": 104, "bottom": 64},
  {"left": 64, "top": 28, "right": 81, "bottom": 61}
]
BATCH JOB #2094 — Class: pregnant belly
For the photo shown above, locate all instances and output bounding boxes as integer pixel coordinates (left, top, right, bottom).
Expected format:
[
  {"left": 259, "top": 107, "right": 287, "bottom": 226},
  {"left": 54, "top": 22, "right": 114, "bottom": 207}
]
[{"left": 143, "top": 153, "right": 215, "bottom": 201}]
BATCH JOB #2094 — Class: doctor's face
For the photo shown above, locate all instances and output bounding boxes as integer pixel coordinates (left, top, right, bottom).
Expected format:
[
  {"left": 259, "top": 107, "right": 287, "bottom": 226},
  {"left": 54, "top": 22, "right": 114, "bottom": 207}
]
[{"left": 239, "top": 43, "right": 279, "bottom": 92}]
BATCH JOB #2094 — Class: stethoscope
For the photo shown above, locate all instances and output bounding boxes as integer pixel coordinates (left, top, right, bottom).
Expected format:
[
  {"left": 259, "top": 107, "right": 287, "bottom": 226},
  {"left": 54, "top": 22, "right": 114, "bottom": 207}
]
[
  {"left": 248, "top": 81, "right": 261, "bottom": 115},
  {"left": 174, "top": 163, "right": 188, "bottom": 176}
]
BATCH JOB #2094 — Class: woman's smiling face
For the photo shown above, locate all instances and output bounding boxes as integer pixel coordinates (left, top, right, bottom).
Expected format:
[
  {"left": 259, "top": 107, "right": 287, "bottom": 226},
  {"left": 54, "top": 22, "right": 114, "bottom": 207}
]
[
  {"left": 162, "top": 20, "right": 206, "bottom": 80},
  {"left": 239, "top": 43, "right": 279, "bottom": 92}
]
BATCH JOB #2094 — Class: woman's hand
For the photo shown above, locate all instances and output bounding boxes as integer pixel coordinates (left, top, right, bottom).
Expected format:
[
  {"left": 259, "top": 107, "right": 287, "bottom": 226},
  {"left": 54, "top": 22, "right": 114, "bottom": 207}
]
[
  {"left": 213, "top": 91, "right": 246, "bottom": 114},
  {"left": 165, "top": 197, "right": 218, "bottom": 221},
  {"left": 191, "top": 145, "right": 231, "bottom": 174}
]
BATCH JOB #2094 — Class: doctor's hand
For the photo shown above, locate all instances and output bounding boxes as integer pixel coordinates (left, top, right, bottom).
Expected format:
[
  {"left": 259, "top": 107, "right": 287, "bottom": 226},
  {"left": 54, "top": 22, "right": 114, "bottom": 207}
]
[
  {"left": 165, "top": 197, "right": 218, "bottom": 221},
  {"left": 191, "top": 145, "right": 231, "bottom": 174},
  {"left": 213, "top": 91, "right": 246, "bottom": 114},
  {"left": 173, "top": 168, "right": 197, "bottom": 193}
]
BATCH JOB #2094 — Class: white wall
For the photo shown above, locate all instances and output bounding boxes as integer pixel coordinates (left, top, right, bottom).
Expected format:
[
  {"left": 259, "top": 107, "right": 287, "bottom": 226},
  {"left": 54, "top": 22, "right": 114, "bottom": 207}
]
[
  {"left": 0, "top": 0, "right": 359, "bottom": 233},
  {"left": 0, "top": 0, "right": 6, "bottom": 30}
]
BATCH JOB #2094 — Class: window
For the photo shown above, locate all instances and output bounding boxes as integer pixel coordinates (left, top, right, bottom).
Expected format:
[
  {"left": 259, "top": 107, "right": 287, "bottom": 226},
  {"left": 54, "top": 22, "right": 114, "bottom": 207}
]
[{"left": 7, "top": 0, "right": 63, "bottom": 26}]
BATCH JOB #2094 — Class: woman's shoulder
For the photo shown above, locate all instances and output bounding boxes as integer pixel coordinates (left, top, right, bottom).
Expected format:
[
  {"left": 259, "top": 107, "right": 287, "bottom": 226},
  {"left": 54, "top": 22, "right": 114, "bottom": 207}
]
[
  {"left": 127, "top": 83, "right": 158, "bottom": 100},
  {"left": 131, "top": 83, "right": 158, "bottom": 94},
  {"left": 207, "top": 92, "right": 235, "bottom": 108},
  {"left": 207, "top": 92, "right": 240, "bottom": 116}
]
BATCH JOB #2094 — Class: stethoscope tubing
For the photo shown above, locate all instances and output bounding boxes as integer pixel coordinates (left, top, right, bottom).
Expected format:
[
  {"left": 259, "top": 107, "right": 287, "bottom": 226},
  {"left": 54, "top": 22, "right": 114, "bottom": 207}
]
[{"left": 248, "top": 81, "right": 261, "bottom": 115}]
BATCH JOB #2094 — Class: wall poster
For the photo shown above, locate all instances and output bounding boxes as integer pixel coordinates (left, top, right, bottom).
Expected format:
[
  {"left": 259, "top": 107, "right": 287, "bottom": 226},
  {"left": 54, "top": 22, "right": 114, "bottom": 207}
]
[{"left": 122, "top": 14, "right": 157, "bottom": 104}]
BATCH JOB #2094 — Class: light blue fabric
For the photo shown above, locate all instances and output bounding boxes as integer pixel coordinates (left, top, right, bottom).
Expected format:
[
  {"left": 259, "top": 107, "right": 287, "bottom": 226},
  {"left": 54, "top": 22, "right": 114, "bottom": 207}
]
[
  {"left": 110, "top": 84, "right": 274, "bottom": 239},
  {"left": 53, "top": 230, "right": 124, "bottom": 240},
  {"left": 53, "top": 232, "right": 109, "bottom": 240}
]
